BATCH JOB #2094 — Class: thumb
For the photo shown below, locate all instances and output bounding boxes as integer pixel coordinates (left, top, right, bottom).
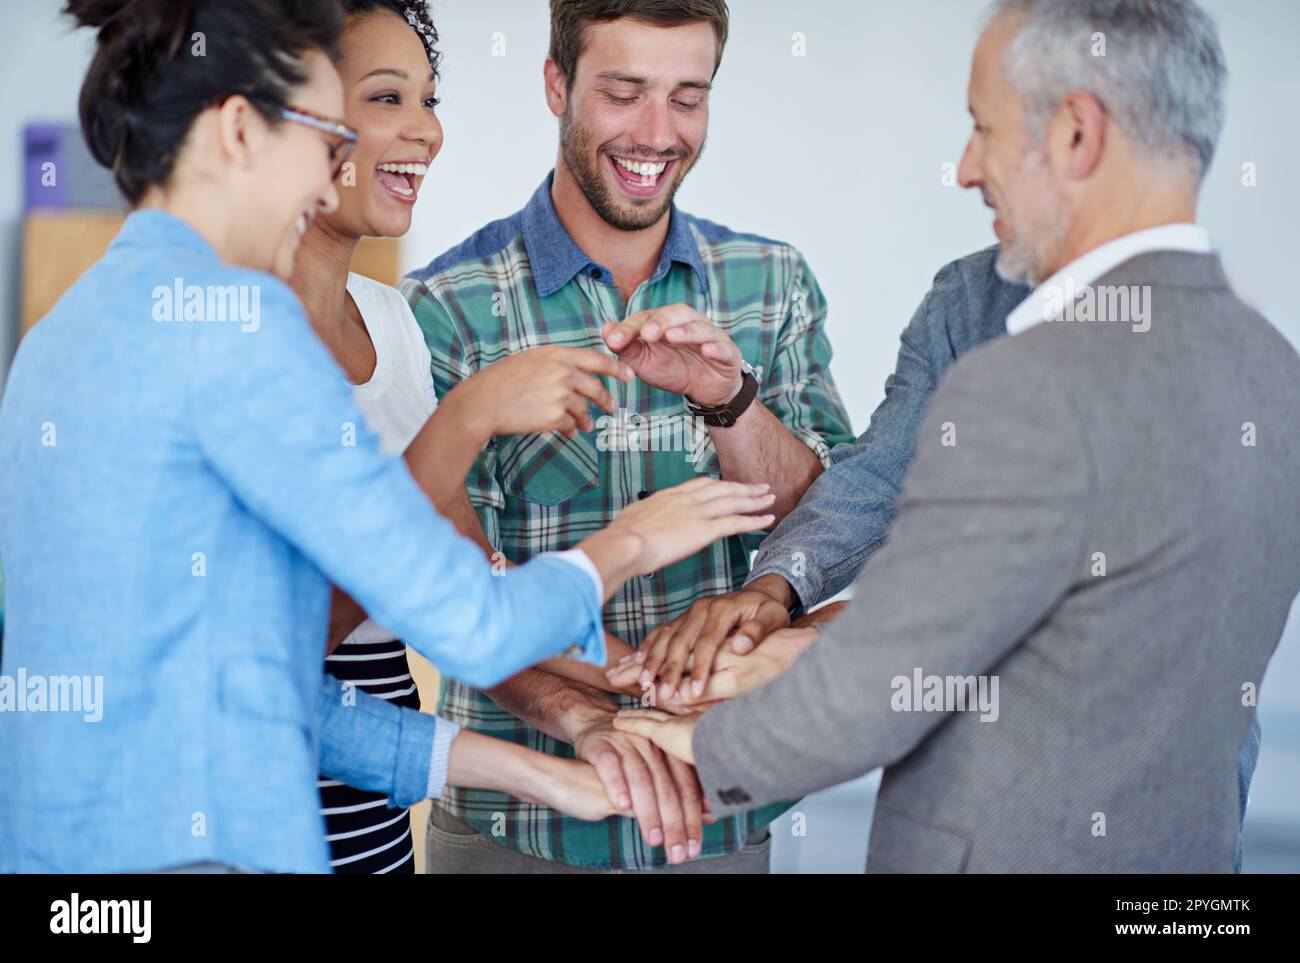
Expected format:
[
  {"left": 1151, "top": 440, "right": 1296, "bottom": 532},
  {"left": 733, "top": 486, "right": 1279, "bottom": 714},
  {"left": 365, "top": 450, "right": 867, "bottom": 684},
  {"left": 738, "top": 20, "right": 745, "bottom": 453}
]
[
  {"left": 614, "top": 710, "right": 694, "bottom": 764},
  {"left": 732, "top": 617, "right": 774, "bottom": 652}
]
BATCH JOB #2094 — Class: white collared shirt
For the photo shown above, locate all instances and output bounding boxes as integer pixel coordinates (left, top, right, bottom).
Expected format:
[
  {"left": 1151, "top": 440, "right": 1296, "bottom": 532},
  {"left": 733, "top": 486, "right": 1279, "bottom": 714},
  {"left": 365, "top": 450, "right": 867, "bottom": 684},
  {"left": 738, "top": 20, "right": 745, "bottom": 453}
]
[{"left": 1005, "top": 223, "right": 1213, "bottom": 335}]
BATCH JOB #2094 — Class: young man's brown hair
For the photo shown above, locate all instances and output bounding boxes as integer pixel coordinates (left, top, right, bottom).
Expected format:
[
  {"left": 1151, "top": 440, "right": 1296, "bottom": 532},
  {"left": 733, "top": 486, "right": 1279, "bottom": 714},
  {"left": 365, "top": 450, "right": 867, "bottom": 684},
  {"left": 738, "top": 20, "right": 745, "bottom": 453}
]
[{"left": 548, "top": 0, "right": 730, "bottom": 88}]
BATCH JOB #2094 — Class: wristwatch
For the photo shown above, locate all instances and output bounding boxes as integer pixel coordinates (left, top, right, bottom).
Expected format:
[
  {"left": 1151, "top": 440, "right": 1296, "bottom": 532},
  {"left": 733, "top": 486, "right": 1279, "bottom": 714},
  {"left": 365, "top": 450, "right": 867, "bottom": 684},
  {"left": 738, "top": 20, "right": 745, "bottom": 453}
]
[{"left": 686, "top": 362, "right": 759, "bottom": 428}]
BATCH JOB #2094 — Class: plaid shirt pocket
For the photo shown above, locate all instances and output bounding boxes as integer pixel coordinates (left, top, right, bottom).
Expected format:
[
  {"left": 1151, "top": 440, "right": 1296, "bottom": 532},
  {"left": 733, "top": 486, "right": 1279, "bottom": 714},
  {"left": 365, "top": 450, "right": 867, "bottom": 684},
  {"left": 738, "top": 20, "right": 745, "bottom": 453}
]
[{"left": 497, "top": 430, "right": 600, "bottom": 506}]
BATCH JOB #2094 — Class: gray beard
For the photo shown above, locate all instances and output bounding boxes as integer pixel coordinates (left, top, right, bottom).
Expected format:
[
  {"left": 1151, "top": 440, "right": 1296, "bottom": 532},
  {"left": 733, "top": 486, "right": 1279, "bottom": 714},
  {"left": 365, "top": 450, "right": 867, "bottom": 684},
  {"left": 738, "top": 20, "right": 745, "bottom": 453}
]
[{"left": 995, "top": 241, "right": 1042, "bottom": 288}]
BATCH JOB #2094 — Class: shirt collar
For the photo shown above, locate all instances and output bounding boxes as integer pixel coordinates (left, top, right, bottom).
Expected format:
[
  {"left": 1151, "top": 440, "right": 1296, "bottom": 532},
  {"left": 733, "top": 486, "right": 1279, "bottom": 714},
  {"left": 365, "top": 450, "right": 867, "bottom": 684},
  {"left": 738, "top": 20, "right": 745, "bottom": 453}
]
[
  {"left": 112, "top": 208, "right": 220, "bottom": 259},
  {"left": 1006, "top": 222, "right": 1212, "bottom": 335},
  {"left": 521, "top": 170, "right": 708, "bottom": 298}
]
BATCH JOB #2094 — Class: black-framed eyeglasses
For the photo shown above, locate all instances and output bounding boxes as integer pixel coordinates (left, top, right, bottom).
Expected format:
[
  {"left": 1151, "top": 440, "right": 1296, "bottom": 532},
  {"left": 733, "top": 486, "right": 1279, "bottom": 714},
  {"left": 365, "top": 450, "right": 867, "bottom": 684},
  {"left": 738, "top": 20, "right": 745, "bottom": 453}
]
[{"left": 280, "top": 105, "right": 359, "bottom": 178}]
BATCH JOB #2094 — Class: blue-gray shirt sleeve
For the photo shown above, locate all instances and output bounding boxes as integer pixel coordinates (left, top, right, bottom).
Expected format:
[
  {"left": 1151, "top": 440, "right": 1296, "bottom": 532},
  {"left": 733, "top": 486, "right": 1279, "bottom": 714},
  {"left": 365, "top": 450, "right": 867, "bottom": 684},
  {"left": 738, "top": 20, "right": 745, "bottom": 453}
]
[{"left": 747, "top": 247, "right": 1024, "bottom": 606}]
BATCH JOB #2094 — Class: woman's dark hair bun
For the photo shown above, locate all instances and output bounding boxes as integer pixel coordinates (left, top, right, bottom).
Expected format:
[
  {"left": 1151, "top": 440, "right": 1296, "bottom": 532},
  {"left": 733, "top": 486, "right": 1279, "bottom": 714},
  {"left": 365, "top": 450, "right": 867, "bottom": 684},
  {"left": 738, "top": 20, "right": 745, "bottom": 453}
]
[
  {"left": 64, "top": 0, "right": 343, "bottom": 205},
  {"left": 63, "top": 0, "right": 143, "bottom": 29}
]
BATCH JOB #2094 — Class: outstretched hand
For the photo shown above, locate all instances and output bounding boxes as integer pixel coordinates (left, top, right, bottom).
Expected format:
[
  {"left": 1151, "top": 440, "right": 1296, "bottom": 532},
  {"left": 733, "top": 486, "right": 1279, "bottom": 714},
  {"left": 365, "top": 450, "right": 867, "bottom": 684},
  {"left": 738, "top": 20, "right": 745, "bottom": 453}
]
[{"left": 457, "top": 345, "right": 633, "bottom": 438}]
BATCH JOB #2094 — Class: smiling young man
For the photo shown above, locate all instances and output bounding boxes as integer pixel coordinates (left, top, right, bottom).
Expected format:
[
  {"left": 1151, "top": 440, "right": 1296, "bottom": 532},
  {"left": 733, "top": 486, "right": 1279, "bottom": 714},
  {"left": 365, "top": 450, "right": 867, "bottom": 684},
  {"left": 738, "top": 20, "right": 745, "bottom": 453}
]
[{"left": 402, "top": 0, "right": 853, "bottom": 873}]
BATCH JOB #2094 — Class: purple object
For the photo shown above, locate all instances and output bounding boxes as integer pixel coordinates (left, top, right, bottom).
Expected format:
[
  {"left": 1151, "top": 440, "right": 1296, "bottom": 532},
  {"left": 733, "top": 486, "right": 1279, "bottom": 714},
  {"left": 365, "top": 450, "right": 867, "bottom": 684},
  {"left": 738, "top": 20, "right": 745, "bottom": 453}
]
[{"left": 24, "top": 123, "right": 125, "bottom": 212}]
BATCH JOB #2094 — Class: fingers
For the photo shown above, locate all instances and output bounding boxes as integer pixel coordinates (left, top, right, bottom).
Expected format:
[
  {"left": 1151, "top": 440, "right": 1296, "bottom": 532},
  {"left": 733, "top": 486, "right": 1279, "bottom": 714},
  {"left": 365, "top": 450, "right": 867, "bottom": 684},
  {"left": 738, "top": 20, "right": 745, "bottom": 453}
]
[
  {"left": 615, "top": 741, "right": 664, "bottom": 849},
  {"left": 613, "top": 709, "right": 695, "bottom": 764},
  {"left": 689, "top": 665, "right": 739, "bottom": 703},
  {"left": 587, "top": 743, "right": 632, "bottom": 812},
  {"left": 667, "top": 754, "right": 704, "bottom": 860},
  {"left": 563, "top": 347, "right": 634, "bottom": 382},
  {"left": 605, "top": 652, "right": 641, "bottom": 688},
  {"left": 690, "top": 480, "right": 772, "bottom": 504},
  {"left": 616, "top": 708, "right": 676, "bottom": 723},
  {"left": 653, "top": 604, "right": 710, "bottom": 701},
  {"left": 563, "top": 391, "right": 592, "bottom": 432},
  {"left": 638, "top": 304, "right": 705, "bottom": 340},
  {"left": 685, "top": 610, "right": 734, "bottom": 699},
  {"left": 702, "top": 788, "right": 718, "bottom": 825},
  {"left": 602, "top": 312, "right": 655, "bottom": 351},
  {"left": 730, "top": 602, "right": 789, "bottom": 655},
  {"left": 604, "top": 304, "right": 705, "bottom": 348},
  {"left": 698, "top": 492, "right": 777, "bottom": 519},
  {"left": 639, "top": 744, "right": 687, "bottom": 863},
  {"left": 634, "top": 623, "right": 673, "bottom": 690},
  {"left": 570, "top": 370, "right": 616, "bottom": 415},
  {"left": 662, "top": 320, "right": 740, "bottom": 358},
  {"left": 710, "top": 512, "right": 775, "bottom": 539},
  {"left": 556, "top": 411, "right": 580, "bottom": 438}
]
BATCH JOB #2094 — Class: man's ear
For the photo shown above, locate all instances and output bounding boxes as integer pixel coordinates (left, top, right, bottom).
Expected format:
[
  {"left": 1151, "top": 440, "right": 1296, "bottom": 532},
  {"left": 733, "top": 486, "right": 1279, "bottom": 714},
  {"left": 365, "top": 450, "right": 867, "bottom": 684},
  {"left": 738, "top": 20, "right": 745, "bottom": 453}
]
[
  {"left": 216, "top": 95, "right": 261, "bottom": 172},
  {"left": 543, "top": 57, "right": 568, "bottom": 118},
  {"left": 1053, "top": 89, "right": 1107, "bottom": 181}
]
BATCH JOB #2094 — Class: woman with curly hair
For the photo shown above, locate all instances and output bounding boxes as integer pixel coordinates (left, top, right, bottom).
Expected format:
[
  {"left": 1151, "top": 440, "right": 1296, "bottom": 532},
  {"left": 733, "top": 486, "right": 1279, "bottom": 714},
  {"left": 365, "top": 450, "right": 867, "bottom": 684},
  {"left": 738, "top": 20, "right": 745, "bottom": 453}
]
[{"left": 289, "top": 1, "right": 655, "bottom": 873}]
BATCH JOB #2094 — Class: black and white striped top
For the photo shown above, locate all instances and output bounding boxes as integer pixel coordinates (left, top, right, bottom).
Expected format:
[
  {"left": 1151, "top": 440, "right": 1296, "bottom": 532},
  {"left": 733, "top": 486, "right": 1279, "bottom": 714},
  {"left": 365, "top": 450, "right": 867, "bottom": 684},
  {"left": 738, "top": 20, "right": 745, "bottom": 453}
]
[
  {"left": 315, "top": 274, "right": 440, "bottom": 874},
  {"left": 319, "top": 637, "right": 421, "bottom": 874}
]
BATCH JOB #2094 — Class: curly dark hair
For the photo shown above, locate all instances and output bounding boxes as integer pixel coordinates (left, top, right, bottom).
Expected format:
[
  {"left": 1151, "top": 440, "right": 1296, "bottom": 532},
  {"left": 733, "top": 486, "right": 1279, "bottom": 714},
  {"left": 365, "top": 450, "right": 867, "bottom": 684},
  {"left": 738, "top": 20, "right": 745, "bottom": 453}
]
[{"left": 341, "top": 0, "right": 442, "bottom": 77}]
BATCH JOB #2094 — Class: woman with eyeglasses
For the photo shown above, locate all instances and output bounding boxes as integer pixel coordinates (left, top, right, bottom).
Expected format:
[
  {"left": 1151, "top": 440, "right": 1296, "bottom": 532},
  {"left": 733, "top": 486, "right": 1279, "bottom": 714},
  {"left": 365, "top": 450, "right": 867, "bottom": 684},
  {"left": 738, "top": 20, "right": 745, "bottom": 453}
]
[{"left": 0, "top": 0, "right": 775, "bottom": 874}]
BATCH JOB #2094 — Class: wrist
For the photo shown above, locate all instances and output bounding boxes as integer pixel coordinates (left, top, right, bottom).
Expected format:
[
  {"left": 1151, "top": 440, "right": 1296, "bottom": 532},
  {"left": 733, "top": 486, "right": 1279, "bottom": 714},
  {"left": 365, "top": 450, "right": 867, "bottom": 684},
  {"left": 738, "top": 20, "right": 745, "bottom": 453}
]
[
  {"left": 442, "top": 378, "right": 495, "bottom": 446},
  {"left": 748, "top": 573, "right": 797, "bottom": 609},
  {"left": 448, "top": 730, "right": 551, "bottom": 805},
  {"left": 688, "top": 372, "right": 743, "bottom": 409},
  {"left": 576, "top": 528, "right": 644, "bottom": 598},
  {"left": 560, "top": 699, "right": 616, "bottom": 746},
  {"left": 510, "top": 746, "right": 556, "bottom": 806}
]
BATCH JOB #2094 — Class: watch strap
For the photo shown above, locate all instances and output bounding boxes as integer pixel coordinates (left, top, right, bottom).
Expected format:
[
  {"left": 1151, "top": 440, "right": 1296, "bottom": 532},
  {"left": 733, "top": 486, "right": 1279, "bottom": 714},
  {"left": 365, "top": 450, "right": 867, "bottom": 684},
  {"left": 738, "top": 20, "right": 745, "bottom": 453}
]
[{"left": 686, "top": 365, "right": 759, "bottom": 428}]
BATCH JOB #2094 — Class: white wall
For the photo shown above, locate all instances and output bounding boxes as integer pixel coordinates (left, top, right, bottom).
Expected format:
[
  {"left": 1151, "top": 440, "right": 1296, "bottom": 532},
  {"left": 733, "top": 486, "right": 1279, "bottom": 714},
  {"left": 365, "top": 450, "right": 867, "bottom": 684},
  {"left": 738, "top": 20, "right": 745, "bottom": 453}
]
[{"left": 3, "top": 0, "right": 1298, "bottom": 824}]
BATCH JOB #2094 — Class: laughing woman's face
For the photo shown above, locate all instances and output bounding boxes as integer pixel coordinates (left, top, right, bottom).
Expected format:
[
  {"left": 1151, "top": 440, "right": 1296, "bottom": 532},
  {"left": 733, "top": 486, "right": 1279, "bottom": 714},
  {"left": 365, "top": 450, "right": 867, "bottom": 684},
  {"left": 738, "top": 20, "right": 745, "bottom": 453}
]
[{"left": 327, "top": 9, "right": 443, "bottom": 240}]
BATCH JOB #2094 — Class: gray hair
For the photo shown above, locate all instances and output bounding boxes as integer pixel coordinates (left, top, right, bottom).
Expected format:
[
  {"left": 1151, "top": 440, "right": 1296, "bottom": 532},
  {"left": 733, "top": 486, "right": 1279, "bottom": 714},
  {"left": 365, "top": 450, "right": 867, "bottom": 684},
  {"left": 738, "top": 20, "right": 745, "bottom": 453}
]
[{"left": 988, "top": 0, "right": 1227, "bottom": 180}]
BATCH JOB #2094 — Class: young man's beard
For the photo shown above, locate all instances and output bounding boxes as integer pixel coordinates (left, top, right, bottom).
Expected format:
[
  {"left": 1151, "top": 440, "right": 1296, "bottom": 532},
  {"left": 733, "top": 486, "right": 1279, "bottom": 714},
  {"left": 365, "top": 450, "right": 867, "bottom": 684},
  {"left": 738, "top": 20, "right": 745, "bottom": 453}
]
[{"left": 559, "top": 105, "right": 698, "bottom": 232}]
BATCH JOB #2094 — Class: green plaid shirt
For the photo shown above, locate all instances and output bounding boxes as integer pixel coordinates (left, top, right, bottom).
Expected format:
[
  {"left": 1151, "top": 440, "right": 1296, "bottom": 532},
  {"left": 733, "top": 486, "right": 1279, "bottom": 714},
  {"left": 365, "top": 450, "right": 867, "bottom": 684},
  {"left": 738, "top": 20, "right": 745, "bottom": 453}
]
[{"left": 402, "top": 173, "right": 854, "bottom": 870}]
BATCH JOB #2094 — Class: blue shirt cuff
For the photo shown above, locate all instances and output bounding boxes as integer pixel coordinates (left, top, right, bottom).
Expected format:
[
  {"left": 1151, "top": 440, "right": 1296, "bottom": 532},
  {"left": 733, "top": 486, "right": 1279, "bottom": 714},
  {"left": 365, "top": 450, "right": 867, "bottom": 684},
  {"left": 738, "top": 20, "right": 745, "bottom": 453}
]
[
  {"left": 427, "top": 718, "right": 460, "bottom": 799},
  {"left": 538, "top": 549, "right": 607, "bottom": 666},
  {"left": 392, "top": 706, "right": 438, "bottom": 808}
]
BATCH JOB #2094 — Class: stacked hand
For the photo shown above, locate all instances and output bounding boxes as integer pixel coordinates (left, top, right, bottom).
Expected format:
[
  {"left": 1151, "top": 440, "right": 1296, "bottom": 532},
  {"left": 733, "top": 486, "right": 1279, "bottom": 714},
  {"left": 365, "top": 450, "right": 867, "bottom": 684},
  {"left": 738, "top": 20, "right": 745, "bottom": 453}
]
[
  {"left": 607, "top": 580, "right": 845, "bottom": 703},
  {"left": 571, "top": 711, "right": 715, "bottom": 864},
  {"left": 610, "top": 625, "right": 820, "bottom": 766},
  {"left": 615, "top": 625, "right": 820, "bottom": 711},
  {"left": 610, "top": 587, "right": 790, "bottom": 702}
]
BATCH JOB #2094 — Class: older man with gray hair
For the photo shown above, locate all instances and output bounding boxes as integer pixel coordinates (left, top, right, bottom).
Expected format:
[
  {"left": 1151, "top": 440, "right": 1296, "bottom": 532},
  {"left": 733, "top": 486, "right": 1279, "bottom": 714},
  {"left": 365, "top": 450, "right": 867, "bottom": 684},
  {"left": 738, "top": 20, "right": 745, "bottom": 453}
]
[{"left": 614, "top": 0, "right": 1300, "bottom": 873}]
